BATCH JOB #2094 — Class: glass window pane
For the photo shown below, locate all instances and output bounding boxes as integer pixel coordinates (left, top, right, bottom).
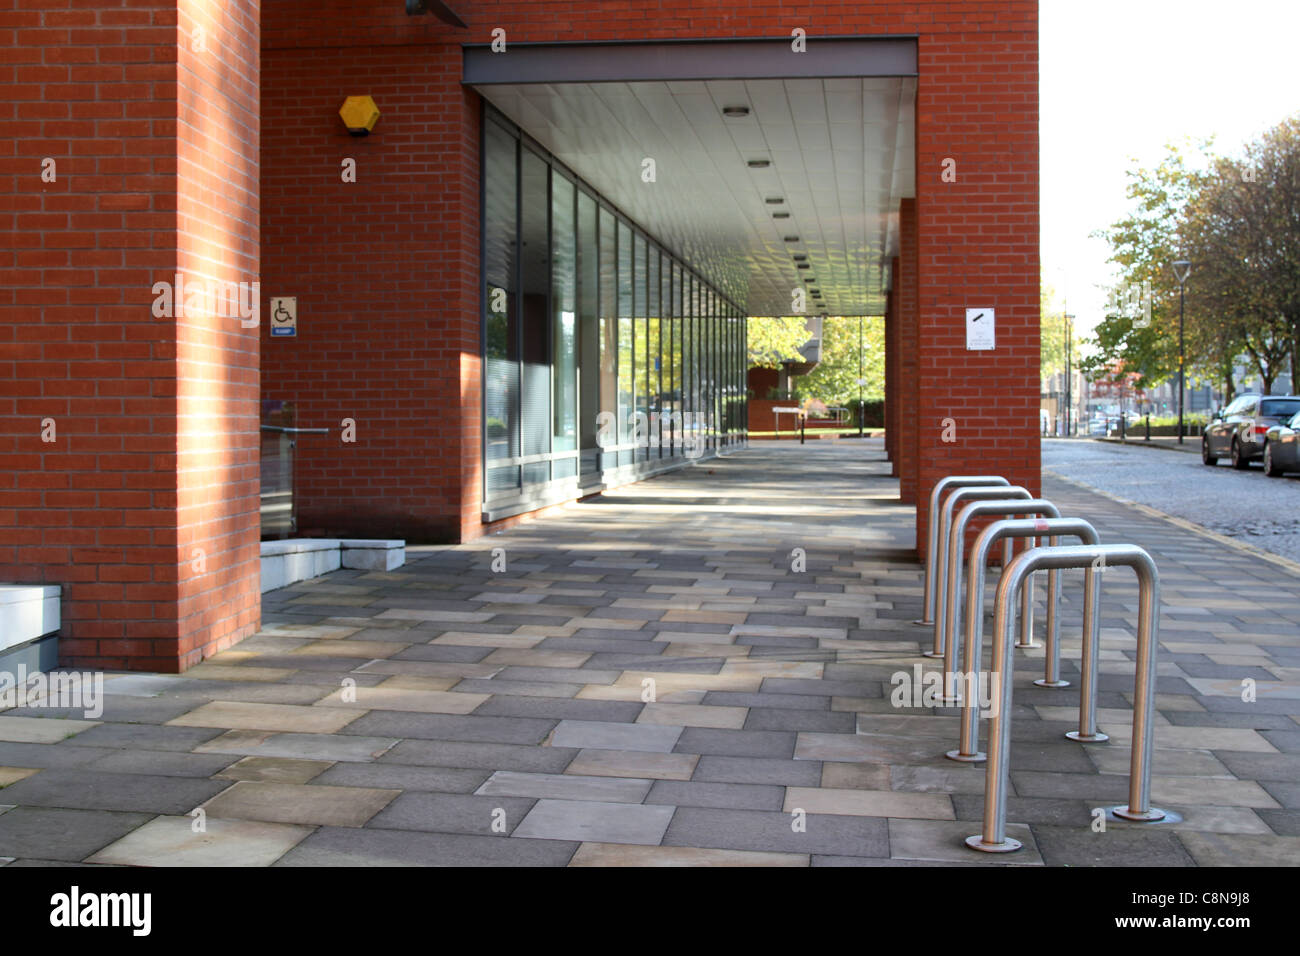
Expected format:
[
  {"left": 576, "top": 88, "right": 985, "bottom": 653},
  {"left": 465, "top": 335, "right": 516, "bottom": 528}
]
[
  {"left": 551, "top": 173, "right": 576, "bottom": 455},
  {"left": 617, "top": 220, "right": 633, "bottom": 466},
  {"left": 648, "top": 249, "right": 661, "bottom": 458},
  {"left": 578, "top": 190, "right": 599, "bottom": 478},
  {"left": 599, "top": 207, "right": 617, "bottom": 471},
  {"left": 634, "top": 233, "right": 648, "bottom": 462},
  {"left": 484, "top": 121, "right": 519, "bottom": 496},
  {"left": 520, "top": 149, "right": 550, "bottom": 464}
]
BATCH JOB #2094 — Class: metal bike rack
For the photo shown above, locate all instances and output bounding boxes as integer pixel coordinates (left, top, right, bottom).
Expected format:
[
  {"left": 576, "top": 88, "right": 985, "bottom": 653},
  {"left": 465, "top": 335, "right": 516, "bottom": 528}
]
[
  {"left": 966, "top": 543, "right": 1178, "bottom": 853},
  {"left": 927, "top": 485, "right": 1032, "bottom": 660},
  {"left": 915, "top": 476, "right": 1010, "bottom": 626},
  {"left": 946, "top": 515, "right": 1100, "bottom": 762},
  {"left": 936, "top": 498, "right": 1064, "bottom": 704}
]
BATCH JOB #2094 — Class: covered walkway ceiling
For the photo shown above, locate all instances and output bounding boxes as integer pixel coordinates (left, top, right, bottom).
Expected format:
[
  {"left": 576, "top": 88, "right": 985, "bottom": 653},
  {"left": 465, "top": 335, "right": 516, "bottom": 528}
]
[{"left": 468, "top": 41, "right": 915, "bottom": 317}]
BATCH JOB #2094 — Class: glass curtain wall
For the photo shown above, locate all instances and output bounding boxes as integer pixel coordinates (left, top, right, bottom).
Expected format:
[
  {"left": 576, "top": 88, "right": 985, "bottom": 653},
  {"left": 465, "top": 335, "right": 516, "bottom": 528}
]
[{"left": 482, "top": 109, "right": 747, "bottom": 512}]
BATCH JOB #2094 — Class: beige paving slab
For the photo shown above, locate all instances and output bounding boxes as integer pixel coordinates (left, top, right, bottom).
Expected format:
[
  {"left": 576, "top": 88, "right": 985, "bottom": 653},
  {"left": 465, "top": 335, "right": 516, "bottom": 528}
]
[
  {"left": 1176, "top": 832, "right": 1300, "bottom": 866},
  {"left": 202, "top": 780, "right": 399, "bottom": 828},
  {"left": 87, "top": 815, "right": 314, "bottom": 867},
  {"left": 480, "top": 648, "right": 592, "bottom": 668},
  {"left": 0, "top": 716, "right": 100, "bottom": 744},
  {"left": 313, "top": 686, "right": 487, "bottom": 714},
  {"left": 578, "top": 684, "right": 707, "bottom": 704},
  {"left": 1185, "top": 677, "right": 1300, "bottom": 700},
  {"left": 375, "top": 675, "right": 458, "bottom": 692},
  {"left": 356, "top": 659, "right": 503, "bottom": 680},
  {"left": 257, "top": 624, "right": 361, "bottom": 640},
  {"left": 290, "top": 639, "right": 409, "bottom": 659},
  {"left": 661, "top": 609, "right": 749, "bottom": 625},
  {"left": 609, "top": 671, "right": 764, "bottom": 694},
  {"left": 889, "top": 819, "right": 1044, "bottom": 865},
  {"left": 566, "top": 748, "right": 698, "bottom": 780},
  {"left": 663, "top": 642, "right": 751, "bottom": 659},
  {"left": 820, "top": 762, "right": 892, "bottom": 791},
  {"left": 0, "top": 767, "right": 40, "bottom": 787},
  {"left": 569, "top": 843, "right": 808, "bottom": 867},
  {"left": 1113, "top": 805, "right": 1273, "bottom": 835},
  {"left": 215, "top": 756, "right": 334, "bottom": 785},
  {"left": 1086, "top": 746, "right": 1234, "bottom": 778},
  {"left": 168, "top": 701, "right": 361, "bottom": 734},
  {"left": 373, "top": 609, "right": 494, "bottom": 623},
  {"left": 785, "top": 787, "right": 954, "bottom": 820},
  {"left": 181, "top": 664, "right": 298, "bottom": 683},
  {"left": 719, "top": 660, "right": 824, "bottom": 679},
  {"left": 636, "top": 702, "right": 748, "bottom": 730},
  {"left": 1149, "top": 776, "right": 1281, "bottom": 809}
]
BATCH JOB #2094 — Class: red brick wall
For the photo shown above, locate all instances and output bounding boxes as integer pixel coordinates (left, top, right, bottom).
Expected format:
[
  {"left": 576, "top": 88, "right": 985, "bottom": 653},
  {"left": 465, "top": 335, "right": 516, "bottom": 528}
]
[
  {"left": 0, "top": 0, "right": 260, "bottom": 671},
  {"left": 260, "top": 0, "right": 1039, "bottom": 556}
]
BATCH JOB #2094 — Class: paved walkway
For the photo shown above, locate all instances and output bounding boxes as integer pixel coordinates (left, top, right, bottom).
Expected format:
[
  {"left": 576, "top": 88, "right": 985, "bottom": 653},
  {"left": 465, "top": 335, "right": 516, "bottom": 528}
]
[{"left": 1, "top": 441, "right": 1296, "bottom": 866}]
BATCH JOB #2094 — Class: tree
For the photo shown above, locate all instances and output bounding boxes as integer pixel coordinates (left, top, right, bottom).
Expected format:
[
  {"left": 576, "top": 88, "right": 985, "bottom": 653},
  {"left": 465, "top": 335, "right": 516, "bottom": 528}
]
[
  {"left": 796, "top": 315, "right": 884, "bottom": 407},
  {"left": 747, "top": 316, "right": 817, "bottom": 368},
  {"left": 1089, "top": 140, "right": 1215, "bottom": 389}
]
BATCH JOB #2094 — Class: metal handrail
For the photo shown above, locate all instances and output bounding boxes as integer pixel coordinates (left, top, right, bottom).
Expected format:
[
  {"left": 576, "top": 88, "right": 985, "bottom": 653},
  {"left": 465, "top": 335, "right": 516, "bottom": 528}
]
[
  {"left": 927, "top": 485, "right": 1031, "bottom": 660},
  {"left": 966, "top": 542, "right": 1177, "bottom": 854},
  {"left": 938, "top": 498, "right": 1063, "bottom": 703},
  {"left": 260, "top": 425, "right": 331, "bottom": 434},
  {"left": 947, "top": 516, "right": 1100, "bottom": 762},
  {"left": 915, "top": 476, "right": 1010, "bottom": 626}
]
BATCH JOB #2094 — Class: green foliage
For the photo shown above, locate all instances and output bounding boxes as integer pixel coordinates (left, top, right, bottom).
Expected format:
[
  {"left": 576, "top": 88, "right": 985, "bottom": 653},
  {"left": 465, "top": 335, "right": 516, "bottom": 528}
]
[
  {"left": 796, "top": 315, "right": 885, "bottom": 406},
  {"left": 747, "top": 316, "right": 816, "bottom": 368}
]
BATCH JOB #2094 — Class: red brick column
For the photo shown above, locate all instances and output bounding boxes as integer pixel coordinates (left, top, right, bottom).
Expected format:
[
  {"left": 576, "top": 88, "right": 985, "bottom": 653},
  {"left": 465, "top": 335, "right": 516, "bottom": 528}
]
[
  {"left": 913, "top": 21, "right": 1041, "bottom": 559},
  {"left": 0, "top": 0, "right": 261, "bottom": 671},
  {"left": 885, "top": 262, "right": 899, "bottom": 476},
  {"left": 897, "top": 198, "right": 920, "bottom": 506}
]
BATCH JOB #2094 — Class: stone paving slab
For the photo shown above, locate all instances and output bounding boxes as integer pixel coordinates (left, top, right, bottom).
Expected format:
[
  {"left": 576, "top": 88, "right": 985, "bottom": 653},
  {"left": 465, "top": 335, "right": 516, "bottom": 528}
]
[{"left": 2, "top": 442, "right": 1298, "bottom": 865}]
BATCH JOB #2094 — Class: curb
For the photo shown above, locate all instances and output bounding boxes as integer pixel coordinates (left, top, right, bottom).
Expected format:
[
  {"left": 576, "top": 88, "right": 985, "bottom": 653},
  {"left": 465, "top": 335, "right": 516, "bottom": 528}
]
[
  {"left": 1043, "top": 469, "right": 1300, "bottom": 577},
  {"left": 1093, "top": 437, "right": 1198, "bottom": 454}
]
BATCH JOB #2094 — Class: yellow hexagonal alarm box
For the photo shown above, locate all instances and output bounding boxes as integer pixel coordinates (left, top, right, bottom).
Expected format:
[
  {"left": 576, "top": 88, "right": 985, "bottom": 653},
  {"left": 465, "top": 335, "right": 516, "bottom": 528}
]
[{"left": 339, "top": 96, "right": 380, "bottom": 136}]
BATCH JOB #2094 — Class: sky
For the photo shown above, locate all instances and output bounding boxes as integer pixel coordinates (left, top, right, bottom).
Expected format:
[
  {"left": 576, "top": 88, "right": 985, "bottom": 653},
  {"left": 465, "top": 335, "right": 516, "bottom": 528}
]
[{"left": 1039, "top": 0, "right": 1300, "bottom": 350}]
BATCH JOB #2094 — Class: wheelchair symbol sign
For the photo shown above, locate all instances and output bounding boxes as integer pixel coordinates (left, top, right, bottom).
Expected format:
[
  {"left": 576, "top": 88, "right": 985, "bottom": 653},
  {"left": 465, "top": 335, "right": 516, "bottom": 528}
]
[{"left": 270, "top": 297, "right": 297, "bottom": 337}]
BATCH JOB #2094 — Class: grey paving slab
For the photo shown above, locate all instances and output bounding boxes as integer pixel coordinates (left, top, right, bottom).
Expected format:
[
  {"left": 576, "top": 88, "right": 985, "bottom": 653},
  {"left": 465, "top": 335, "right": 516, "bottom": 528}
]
[
  {"left": 367, "top": 792, "right": 537, "bottom": 835},
  {"left": 663, "top": 806, "right": 889, "bottom": 858},
  {"left": 380, "top": 740, "right": 579, "bottom": 773},
  {"left": 477, "top": 770, "right": 652, "bottom": 803},
  {"left": 550, "top": 720, "right": 684, "bottom": 753},
  {"left": 274, "top": 825, "right": 578, "bottom": 866},
  {"left": 194, "top": 730, "right": 399, "bottom": 763},
  {"left": 513, "top": 799, "right": 675, "bottom": 846},
  {"left": 692, "top": 755, "right": 823, "bottom": 787},
  {"left": 0, "top": 768, "right": 229, "bottom": 814},
  {"left": 472, "top": 695, "right": 645, "bottom": 723},
  {"left": 645, "top": 779, "right": 786, "bottom": 811},
  {"left": 342, "top": 712, "right": 556, "bottom": 745},
  {"left": 311, "top": 763, "right": 490, "bottom": 794},
  {"left": 0, "top": 807, "right": 153, "bottom": 863},
  {"left": 1030, "top": 825, "right": 1198, "bottom": 867}
]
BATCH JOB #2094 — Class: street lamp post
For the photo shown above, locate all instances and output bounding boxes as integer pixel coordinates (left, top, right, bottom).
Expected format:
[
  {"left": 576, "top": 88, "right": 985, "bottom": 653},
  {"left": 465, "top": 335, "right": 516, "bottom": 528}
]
[
  {"left": 1172, "top": 261, "right": 1192, "bottom": 444},
  {"left": 858, "top": 315, "right": 864, "bottom": 437},
  {"left": 1064, "top": 313, "right": 1075, "bottom": 436}
]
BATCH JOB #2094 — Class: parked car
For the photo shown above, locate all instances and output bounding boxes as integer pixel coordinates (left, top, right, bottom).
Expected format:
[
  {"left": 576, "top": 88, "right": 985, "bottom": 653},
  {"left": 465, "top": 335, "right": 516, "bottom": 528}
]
[
  {"left": 1263, "top": 410, "right": 1300, "bottom": 477},
  {"left": 1202, "top": 394, "right": 1300, "bottom": 469}
]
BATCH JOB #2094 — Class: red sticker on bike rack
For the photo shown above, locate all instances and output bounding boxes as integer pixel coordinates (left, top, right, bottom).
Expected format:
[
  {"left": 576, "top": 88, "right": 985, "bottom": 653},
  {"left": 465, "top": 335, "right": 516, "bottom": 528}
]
[{"left": 1034, "top": 519, "right": 1050, "bottom": 532}]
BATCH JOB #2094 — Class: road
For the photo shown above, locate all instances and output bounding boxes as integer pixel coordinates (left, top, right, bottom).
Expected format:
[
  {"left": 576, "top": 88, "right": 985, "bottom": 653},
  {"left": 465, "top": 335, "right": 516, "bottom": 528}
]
[{"left": 1041, "top": 438, "right": 1300, "bottom": 564}]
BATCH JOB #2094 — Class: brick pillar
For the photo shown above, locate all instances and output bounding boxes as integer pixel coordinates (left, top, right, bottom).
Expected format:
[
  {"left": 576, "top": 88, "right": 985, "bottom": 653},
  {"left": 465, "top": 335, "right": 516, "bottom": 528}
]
[
  {"left": 885, "top": 262, "right": 899, "bottom": 476},
  {"left": 897, "top": 198, "right": 920, "bottom": 506},
  {"left": 0, "top": 0, "right": 261, "bottom": 671},
  {"left": 913, "top": 27, "right": 1041, "bottom": 560}
]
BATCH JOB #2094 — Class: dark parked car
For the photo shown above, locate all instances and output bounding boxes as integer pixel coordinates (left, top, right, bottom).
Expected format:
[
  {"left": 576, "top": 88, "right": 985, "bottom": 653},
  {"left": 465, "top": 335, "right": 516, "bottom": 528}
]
[
  {"left": 1203, "top": 394, "right": 1300, "bottom": 469},
  {"left": 1263, "top": 410, "right": 1300, "bottom": 477}
]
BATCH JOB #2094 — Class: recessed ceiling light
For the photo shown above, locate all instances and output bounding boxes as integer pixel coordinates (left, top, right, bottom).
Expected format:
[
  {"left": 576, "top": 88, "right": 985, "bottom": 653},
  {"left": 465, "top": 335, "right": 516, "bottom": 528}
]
[
  {"left": 791, "top": 254, "right": 807, "bottom": 262},
  {"left": 765, "top": 197, "right": 784, "bottom": 205},
  {"left": 772, "top": 212, "right": 790, "bottom": 219},
  {"left": 747, "top": 159, "right": 771, "bottom": 169},
  {"left": 804, "top": 277, "right": 816, "bottom": 283},
  {"left": 783, "top": 236, "right": 800, "bottom": 243},
  {"left": 796, "top": 263, "right": 811, "bottom": 269},
  {"left": 723, "top": 106, "right": 750, "bottom": 117}
]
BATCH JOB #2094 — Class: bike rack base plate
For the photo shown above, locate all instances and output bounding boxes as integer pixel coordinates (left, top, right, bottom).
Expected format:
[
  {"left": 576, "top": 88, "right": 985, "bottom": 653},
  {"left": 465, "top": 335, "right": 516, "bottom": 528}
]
[{"left": 965, "top": 834, "right": 1022, "bottom": 853}]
